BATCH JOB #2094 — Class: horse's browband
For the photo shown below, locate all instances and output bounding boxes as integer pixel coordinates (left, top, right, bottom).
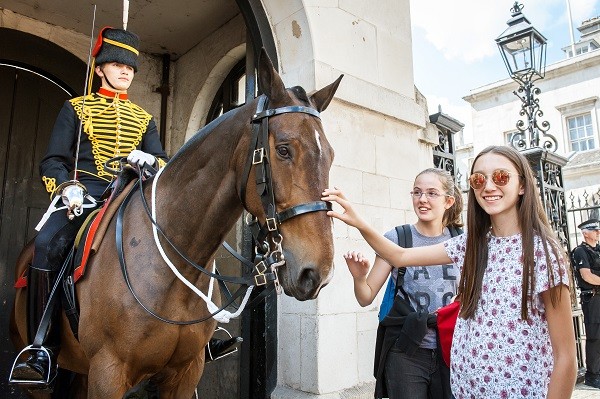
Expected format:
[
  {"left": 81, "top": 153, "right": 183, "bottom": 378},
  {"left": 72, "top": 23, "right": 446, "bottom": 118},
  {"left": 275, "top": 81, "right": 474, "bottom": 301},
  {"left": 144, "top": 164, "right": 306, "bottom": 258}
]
[{"left": 252, "top": 105, "right": 320, "bottom": 121}]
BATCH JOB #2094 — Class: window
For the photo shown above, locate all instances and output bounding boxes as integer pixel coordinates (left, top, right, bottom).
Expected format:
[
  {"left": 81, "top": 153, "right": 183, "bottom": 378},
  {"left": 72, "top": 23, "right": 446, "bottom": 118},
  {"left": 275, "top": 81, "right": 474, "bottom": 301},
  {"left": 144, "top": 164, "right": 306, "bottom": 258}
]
[
  {"left": 556, "top": 97, "right": 598, "bottom": 153},
  {"left": 505, "top": 131, "right": 520, "bottom": 147},
  {"left": 568, "top": 113, "right": 595, "bottom": 151},
  {"left": 206, "top": 59, "right": 246, "bottom": 123}
]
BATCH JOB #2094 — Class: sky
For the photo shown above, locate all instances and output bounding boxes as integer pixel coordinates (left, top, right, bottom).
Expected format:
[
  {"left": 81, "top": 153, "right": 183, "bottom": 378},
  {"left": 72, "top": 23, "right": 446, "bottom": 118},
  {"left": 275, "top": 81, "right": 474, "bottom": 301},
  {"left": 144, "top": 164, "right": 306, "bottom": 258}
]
[{"left": 409, "top": 0, "right": 600, "bottom": 142}]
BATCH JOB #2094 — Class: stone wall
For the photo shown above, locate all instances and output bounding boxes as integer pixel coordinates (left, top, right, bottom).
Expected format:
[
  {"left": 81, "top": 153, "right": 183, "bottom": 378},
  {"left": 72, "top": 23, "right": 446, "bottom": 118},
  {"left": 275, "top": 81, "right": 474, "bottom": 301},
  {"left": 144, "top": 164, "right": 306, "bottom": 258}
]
[{"left": 261, "top": 1, "right": 435, "bottom": 396}]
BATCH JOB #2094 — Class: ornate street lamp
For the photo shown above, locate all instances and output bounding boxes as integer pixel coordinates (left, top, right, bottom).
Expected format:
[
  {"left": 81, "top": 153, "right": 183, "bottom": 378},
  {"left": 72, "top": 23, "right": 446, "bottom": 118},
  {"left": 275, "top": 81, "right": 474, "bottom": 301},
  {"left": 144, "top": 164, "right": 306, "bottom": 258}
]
[
  {"left": 496, "top": 11, "right": 580, "bottom": 372},
  {"left": 496, "top": 2, "right": 557, "bottom": 151}
]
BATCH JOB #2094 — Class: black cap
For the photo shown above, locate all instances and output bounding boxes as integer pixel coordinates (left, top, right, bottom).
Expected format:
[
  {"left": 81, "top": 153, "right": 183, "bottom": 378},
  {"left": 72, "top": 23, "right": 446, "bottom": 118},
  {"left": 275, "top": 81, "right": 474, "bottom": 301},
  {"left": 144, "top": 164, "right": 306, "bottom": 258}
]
[
  {"left": 92, "top": 27, "right": 140, "bottom": 72},
  {"left": 578, "top": 218, "right": 600, "bottom": 230}
]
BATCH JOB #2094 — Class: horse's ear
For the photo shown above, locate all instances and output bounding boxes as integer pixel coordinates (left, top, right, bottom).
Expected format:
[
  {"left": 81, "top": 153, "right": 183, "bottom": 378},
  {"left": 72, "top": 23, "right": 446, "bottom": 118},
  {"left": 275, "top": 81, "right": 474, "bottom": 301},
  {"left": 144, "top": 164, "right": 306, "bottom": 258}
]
[
  {"left": 258, "top": 48, "right": 287, "bottom": 103},
  {"left": 310, "top": 75, "right": 343, "bottom": 112}
]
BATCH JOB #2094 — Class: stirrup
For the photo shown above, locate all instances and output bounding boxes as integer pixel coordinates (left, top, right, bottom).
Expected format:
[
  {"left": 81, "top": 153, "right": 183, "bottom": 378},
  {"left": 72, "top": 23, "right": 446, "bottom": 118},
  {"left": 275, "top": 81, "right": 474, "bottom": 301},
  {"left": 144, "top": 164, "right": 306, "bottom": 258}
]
[
  {"left": 9, "top": 345, "right": 56, "bottom": 386},
  {"left": 206, "top": 327, "right": 242, "bottom": 362}
]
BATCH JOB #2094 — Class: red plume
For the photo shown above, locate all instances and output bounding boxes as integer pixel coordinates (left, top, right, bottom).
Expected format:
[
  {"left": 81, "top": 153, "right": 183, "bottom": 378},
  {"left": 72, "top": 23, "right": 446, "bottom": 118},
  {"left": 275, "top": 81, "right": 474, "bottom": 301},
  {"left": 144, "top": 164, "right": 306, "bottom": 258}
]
[{"left": 92, "top": 26, "right": 113, "bottom": 57}]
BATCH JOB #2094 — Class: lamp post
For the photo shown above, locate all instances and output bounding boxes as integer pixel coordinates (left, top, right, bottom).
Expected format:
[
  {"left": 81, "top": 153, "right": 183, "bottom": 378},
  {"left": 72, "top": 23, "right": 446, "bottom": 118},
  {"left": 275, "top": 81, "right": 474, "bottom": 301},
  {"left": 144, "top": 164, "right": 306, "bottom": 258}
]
[
  {"left": 495, "top": 1, "right": 570, "bottom": 248},
  {"left": 496, "top": 2, "right": 557, "bottom": 152},
  {"left": 496, "top": 3, "right": 585, "bottom": 376}
]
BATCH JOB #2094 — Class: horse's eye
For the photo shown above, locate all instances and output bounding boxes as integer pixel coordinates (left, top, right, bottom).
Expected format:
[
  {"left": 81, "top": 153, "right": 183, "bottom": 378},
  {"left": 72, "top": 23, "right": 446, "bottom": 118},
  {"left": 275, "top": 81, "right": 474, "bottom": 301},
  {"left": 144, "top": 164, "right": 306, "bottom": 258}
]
[{"left": 276, "top": 145, "right": 290, "bottom": 158}]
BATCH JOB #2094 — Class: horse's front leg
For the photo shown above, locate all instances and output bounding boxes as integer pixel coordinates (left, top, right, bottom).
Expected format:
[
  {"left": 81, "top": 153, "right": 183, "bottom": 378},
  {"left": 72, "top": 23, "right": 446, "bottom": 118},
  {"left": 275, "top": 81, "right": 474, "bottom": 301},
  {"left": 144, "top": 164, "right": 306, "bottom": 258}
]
[
  {"left": 157, "top": 356, "right": 205, "bottom": 399},
  {"left": 86, "top": 350, "right": 131, "bottom": 399}
]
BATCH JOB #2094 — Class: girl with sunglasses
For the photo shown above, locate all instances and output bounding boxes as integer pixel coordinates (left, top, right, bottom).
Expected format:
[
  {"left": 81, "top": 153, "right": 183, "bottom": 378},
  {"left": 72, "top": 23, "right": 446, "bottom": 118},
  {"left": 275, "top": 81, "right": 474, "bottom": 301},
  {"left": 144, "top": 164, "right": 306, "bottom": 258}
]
[
  {"left": 323, "top": 145, "right": 576, "bottom": 399},
  {"left": 345, "top": 168, "right": 463, "bottom": 399}
]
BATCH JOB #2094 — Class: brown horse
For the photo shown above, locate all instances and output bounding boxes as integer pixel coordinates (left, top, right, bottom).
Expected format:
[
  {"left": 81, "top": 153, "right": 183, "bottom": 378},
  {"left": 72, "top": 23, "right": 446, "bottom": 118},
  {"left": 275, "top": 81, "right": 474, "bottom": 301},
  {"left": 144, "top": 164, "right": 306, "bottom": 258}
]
[{"left": 10, "top": 49, "right": 342, "bottom": 398}]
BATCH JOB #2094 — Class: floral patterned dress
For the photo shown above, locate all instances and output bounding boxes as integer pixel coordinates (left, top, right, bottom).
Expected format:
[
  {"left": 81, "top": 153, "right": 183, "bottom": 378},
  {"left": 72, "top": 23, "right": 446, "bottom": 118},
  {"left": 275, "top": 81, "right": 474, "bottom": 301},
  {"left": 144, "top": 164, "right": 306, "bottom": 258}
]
[{"left": 444, "top": 233, "right": 568, "bottom": 398}]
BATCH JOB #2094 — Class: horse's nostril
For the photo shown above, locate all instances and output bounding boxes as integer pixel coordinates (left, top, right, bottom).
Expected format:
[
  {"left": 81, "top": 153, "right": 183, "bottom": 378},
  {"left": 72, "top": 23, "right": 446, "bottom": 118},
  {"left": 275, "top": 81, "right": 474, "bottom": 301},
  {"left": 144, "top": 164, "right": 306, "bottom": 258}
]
[{"left": 296, "top": 267, "right": 320, "bottom": 299}]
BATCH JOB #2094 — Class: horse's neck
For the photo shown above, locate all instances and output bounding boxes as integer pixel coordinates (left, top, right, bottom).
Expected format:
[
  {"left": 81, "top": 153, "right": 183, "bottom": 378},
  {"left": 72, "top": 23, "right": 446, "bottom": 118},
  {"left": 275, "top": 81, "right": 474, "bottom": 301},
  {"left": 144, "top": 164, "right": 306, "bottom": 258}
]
[{"left": 152, "top": 108, "right": 252, "bottom": 264}]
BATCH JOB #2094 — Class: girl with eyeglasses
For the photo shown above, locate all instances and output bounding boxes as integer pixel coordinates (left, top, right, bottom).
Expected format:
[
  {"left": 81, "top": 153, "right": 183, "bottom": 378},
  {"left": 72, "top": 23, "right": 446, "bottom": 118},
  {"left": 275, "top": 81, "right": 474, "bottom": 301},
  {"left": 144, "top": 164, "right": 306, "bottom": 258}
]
[
  {"left": 323, "top": 145, "right": 576, "bottom": 399},
  {"left": 344, "top": 168, "right": 463, "bottom": 399}
]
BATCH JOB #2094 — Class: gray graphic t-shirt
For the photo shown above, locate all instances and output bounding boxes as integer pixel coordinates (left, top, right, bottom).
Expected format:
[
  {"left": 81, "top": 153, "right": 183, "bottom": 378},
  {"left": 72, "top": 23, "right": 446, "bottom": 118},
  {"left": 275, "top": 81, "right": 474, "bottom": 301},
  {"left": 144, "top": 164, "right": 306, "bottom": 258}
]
[{"left": 384, "top": 225, "right": 460, "bottom": 349}]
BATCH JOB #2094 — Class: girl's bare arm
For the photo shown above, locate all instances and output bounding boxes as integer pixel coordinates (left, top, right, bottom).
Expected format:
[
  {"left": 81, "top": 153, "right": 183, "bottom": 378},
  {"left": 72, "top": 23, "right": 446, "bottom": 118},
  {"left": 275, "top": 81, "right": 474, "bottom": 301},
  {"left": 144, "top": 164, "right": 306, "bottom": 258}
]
[
  {"left": 345, "top": 253, "right": 392, "bottom": 306},
  {"left": 323, "top": 188, "right": 451, "bottom": 267},
  {"left": 543, "top": 284, "right": 577, "bottom": 399}
]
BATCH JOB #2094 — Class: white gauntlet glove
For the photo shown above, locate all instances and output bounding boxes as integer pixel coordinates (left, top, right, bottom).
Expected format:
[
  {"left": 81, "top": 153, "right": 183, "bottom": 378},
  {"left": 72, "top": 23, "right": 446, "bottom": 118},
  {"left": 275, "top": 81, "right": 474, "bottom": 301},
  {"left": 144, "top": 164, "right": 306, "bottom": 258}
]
[
  {"left": 61, "top": 183, "right": 85, "bottom": 220},
  {"left": 127, "top": 150, "right": 156, "bottom": 167}
]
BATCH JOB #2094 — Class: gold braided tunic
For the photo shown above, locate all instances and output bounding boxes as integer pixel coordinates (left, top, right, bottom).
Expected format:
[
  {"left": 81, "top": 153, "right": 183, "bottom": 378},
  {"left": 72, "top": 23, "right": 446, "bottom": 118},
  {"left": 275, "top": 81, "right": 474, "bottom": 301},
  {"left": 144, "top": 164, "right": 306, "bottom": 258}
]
[{"left": 40, "top": 89, "right": 168, "bottom": 199}]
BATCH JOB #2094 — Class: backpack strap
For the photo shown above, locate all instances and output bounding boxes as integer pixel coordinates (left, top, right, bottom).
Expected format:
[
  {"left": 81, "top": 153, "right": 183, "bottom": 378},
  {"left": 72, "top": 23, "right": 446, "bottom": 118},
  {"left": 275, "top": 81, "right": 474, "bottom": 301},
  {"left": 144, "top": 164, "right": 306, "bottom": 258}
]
[
  {"left": 448, "top": 225, "right": 463, "bottom": 237},
  {"left": 393, "top": 224, "right": 412, "bottom": 301},
  {"left": 393, "top": 225, "right": 462, "bottom": 300}
]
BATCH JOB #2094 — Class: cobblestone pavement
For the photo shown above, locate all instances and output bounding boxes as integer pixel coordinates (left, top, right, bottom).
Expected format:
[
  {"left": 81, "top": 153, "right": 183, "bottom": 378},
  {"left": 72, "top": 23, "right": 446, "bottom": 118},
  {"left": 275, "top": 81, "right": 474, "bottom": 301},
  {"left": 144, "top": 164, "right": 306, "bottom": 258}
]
[{"left": 572, "top": 382, "right": 600, "bottom": 398}]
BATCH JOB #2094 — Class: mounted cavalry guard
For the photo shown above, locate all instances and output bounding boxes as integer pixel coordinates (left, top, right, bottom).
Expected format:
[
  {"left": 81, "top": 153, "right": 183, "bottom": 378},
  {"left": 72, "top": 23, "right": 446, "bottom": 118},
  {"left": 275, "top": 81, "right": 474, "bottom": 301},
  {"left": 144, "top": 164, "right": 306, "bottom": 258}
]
[
  {"left": 12, "top": 26, "right": 240, "bottom": 387},
  {"left": 572, "top": 218, "right": 600, "bottom": 389}
]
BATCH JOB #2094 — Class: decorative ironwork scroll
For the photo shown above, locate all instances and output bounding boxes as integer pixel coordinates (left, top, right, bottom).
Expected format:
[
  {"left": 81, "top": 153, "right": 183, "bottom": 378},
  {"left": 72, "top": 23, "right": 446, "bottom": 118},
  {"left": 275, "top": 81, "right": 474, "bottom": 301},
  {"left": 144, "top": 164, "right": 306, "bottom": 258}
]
[
  {"left": 433, "top": 128, "right": 456, "bottom": 175},
  {"left": 510, "top": 80, "right": 558, "bottom": 152},
  {"left": 523, "top": 149, "right": 570, "bottom": 251}
]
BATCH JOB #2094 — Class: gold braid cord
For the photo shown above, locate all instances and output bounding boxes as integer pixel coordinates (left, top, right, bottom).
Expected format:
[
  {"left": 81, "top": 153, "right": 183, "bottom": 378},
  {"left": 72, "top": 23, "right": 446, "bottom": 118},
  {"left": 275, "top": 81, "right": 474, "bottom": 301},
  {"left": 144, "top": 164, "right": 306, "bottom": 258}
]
[
  {"left": 70, "top": 94, "right": 152, "bottom": 181},
  {"left": 42, "top": 176, "right": 57, "bottom": 198}
]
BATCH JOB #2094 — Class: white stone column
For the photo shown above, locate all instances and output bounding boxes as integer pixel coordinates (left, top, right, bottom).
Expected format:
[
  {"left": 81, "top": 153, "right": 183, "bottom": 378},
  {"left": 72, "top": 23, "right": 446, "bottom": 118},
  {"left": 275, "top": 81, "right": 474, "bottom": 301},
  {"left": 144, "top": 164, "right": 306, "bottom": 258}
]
[{"left": 262, "top": 1, "right": 438, "bottom": 397}]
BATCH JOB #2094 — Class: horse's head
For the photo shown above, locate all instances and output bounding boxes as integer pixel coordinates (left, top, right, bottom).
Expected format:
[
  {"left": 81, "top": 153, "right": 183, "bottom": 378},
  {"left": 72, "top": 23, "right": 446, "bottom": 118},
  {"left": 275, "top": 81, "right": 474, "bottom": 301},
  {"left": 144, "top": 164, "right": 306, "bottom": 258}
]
[{"left": 240, "top": 49, "right": 342, "bottom": 301}]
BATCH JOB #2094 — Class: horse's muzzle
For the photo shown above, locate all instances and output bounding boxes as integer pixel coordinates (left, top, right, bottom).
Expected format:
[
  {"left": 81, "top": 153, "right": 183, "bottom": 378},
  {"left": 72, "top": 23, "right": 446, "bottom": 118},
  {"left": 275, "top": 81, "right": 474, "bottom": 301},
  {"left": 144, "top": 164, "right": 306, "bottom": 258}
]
[{"left": 280, "top": 263, "right": 332, "bottom": 301}]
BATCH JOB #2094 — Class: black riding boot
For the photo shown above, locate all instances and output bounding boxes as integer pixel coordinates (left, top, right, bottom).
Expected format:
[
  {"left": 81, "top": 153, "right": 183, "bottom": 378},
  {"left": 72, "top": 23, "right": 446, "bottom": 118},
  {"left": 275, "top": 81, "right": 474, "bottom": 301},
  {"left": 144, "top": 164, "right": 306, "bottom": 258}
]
[
  {"left": 12, "top": 267, "right": 60, "bottom": 384},
  {"left": 205, "top": 336, "right": 243, "bottom": 363}
]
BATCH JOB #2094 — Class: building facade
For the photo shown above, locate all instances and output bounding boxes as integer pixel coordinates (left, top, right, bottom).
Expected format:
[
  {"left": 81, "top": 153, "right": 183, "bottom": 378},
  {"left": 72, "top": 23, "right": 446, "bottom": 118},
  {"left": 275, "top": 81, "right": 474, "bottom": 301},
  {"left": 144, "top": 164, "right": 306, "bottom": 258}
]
[{"left": 462, "top": 17, "right": 600, "bottom": 244}]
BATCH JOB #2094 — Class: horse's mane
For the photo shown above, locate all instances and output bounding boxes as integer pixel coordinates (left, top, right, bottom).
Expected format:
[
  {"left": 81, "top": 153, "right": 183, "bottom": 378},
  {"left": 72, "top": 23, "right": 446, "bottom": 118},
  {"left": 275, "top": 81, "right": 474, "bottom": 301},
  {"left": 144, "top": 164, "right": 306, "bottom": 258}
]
[
  {"left": 168, "top": 104, "right": 247, "bottom": 164},
  {"left": 169, "top": 87, "right": 311, "bottom": 165}
]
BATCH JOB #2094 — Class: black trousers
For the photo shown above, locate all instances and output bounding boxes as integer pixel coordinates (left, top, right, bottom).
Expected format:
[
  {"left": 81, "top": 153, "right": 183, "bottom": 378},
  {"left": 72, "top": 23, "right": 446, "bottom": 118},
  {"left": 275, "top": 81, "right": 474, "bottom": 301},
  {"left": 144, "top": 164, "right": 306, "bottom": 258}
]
[
  {"left": 33, "top": 206, "right": 98, "bottom": 271},
  {"left": 582, "top": 294, "right": 600, "bottom": 375}
]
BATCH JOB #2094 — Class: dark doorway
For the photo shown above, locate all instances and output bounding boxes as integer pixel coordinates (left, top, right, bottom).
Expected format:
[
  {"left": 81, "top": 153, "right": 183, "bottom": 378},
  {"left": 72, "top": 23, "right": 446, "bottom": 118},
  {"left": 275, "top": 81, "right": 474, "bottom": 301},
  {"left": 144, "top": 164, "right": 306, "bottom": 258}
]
[
  {"left": 0, "top": 28, "right": 84, "bottom": 398},
  {"left": 0, "top": 0, "right": 278, "bottom": 394},
  {"left": 0, "top": 64, "right": 73, "bottom": 398}
]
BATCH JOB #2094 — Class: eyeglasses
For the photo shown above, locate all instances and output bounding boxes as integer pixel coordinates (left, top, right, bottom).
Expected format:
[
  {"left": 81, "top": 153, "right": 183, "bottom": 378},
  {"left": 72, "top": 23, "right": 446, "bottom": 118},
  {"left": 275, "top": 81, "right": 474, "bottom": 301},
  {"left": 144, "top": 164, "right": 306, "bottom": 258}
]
[
  {"left": 468, "top": 169, "right": 519, "bottom": 190},
  {"left": 410, "top": 190, "right": 448, "bottom": 199}
]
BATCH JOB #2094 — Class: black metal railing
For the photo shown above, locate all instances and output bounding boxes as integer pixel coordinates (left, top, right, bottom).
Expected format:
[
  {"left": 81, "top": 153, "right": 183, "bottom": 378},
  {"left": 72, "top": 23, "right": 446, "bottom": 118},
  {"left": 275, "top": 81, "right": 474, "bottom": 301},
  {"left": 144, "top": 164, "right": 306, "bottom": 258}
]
[{"left": 567, "top": 187, "right": 600, "bottom": 381}]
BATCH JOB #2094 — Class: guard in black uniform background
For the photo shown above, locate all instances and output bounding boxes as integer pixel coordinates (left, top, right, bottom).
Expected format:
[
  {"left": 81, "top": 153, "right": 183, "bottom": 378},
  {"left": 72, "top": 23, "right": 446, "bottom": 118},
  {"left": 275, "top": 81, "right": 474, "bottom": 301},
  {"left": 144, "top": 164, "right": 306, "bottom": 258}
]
[{"left": 572, "top": 218, "right": 600, "bottom": 389}]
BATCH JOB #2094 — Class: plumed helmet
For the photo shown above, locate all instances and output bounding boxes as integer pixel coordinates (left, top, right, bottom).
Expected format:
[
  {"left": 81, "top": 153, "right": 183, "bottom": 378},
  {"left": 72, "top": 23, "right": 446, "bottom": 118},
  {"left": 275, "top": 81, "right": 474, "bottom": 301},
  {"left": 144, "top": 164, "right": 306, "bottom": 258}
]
[{"left": 92, "top": 27, "right": 140, "bottom": 72}]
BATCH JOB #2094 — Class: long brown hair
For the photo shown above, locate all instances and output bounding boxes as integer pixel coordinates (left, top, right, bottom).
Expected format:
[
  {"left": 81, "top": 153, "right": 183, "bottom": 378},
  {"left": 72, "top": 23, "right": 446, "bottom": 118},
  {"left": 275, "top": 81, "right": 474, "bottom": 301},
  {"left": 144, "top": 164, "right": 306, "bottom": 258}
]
[
  {"left": 415, "top": 168, "right": 464, "bottom": 229},
  {"left": 458, "top": 146, "right": 566, "bottom": 320}
]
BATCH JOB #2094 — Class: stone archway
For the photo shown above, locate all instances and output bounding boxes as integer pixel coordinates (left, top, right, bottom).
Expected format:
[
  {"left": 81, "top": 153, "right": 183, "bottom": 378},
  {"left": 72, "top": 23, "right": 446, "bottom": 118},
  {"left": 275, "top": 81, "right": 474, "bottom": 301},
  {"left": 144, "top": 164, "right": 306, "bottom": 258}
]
[{"left": 185, "top": 45, "right": 246, "bottom": 141}]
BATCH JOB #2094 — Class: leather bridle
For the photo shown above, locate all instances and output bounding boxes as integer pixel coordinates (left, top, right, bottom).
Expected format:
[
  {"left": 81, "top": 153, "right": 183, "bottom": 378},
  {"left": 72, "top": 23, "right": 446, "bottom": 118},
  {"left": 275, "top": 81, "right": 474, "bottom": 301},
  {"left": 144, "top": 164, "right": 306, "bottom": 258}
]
[
  {"left": 114, "top": 95, "right": 332, "bottom": 324},
  {"left": 238, "top": 95, "right": 332, "bottom": 290}
]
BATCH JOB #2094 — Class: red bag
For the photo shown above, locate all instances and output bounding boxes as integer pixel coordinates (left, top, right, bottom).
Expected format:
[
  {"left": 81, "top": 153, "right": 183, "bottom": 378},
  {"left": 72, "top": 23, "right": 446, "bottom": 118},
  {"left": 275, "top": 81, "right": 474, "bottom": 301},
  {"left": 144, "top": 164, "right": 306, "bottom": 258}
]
[{"left": 436, "top": 300, "right": 460, "bottom": 368}]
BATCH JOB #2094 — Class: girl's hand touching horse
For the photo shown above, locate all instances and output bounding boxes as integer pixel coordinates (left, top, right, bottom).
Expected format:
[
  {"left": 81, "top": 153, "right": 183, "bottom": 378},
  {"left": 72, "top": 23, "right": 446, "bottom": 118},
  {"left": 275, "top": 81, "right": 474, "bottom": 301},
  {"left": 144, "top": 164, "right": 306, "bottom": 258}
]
[{"left": 321, "top": 188, "right": 367, "bottom": 230}]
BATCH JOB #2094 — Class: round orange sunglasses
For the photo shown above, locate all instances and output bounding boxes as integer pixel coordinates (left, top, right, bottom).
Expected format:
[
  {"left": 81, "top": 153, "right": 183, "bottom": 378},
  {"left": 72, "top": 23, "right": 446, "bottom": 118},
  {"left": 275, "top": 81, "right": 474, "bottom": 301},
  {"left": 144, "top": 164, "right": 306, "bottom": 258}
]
[{"left": 468, "top": 169, "right": 520, "bottom": 190}]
